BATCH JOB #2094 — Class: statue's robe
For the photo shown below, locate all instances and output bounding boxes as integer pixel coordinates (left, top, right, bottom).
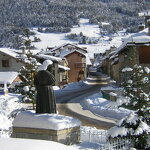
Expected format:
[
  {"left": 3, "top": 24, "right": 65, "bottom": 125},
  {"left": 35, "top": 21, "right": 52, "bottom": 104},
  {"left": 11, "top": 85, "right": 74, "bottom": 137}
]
[{"left": 34, "top": 70, "right": 56, "bottom": 114}]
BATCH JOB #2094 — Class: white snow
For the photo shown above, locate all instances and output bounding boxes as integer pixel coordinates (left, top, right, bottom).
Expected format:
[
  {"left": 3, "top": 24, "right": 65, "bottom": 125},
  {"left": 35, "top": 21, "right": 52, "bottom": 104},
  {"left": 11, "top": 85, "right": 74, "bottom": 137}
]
[
  {"left": 0, "top": 48, "right": 20, "bottom": 58},
  {"left": 0, "top": 94, "right": 22, "bottom": 138},
  {"left": 125, "top": 112, "right": 139, "bottom": 125},
  {"left": 0, "top": 138, "right": 77, "bottom": 150},
  {"left": 36, "top": 54, "right": 62, "bottom": 62},
  {"left": 13, "top": 110, "right": 81, "bottom": 130},
  {"left": 80, "top": 92, "right": 130, "bottom": 120},
  {"left": 135, "top": 121, "right": 150, "bottom": 135},
  {"left": 58, "top": 65, "right": 70, "bottom": 70},
  {"left": 144, "top": 67, "right": 150, "bottom": 74},
  {"left": 108, "top": 126, "right": 129, "bottom": 137},
  {"left": 32, "top": 18, "right": 125, "bottom": 58},
  {"left": 0, "top": 72, "right": 18, "bottom": 84},
  {"left": 23, "top": 86, "right": 29, "bottom": 92},
  {"left": 122, "top": 67, "right": 133, "bottom": 72}
]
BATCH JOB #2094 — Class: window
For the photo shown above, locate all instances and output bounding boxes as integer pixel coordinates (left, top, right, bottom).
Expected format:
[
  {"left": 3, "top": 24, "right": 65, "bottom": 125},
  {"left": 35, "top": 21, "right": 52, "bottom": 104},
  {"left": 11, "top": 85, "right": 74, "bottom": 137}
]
[
  {"left": 74, "top": 63, "right": 86, "bottom": 68},
  {"left": 139, "top": 46, "right": 150, "bottom": 64},
  {"left": 2, "top": 60, "right": 9, "bottom": 67}
]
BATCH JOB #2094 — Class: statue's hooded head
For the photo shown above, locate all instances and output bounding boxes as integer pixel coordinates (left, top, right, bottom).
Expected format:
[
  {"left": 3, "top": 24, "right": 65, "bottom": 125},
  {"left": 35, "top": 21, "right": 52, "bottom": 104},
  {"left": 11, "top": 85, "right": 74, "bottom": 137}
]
[
  {"left": 38, "top": 60, "right": 53, "bottom": 71},
  {"left": 47, "top": 64, "right": 53, "bottom": 73}
]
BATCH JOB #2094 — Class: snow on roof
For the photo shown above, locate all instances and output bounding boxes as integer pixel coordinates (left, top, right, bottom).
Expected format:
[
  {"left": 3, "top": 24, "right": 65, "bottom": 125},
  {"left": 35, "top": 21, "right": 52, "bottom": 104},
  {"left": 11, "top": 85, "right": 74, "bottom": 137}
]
[
  {"left": 139, "top": 11, "right": 150, "bottom": 17},
  {"left": 60, "top": 50, "right": 92, "bottom": 65},
  {"left": 125, "top": 28, "right": 150, "bottom": 44},
  {"left": 101, "top": 22, "right": 110, "bottom": 26},
  {"left": 0, "top": 138, "right": 76, "bottom": 150},
  {"left": 0, "top": 72, "right": 18, "bottom": 84},
  {"left": 36, "top": 54, "right": 62, "bottom": 62},
  {"left": 58, "top": 65, "right": 70, "bottom": 71},
  {"left": 85, "top": 54, "right": 92, "bottom": 65},
  {"left": 110, "top": 28, "right": 150, "bottom": 59},
  {"left": 48, "top": 43, "right": 87, "bottom": 53},
  {"left": 0, "top": 48, "right": 20, "bottom": 59},
  {"left": 13, "top": 110, "right": 81, "bottom": 130}
]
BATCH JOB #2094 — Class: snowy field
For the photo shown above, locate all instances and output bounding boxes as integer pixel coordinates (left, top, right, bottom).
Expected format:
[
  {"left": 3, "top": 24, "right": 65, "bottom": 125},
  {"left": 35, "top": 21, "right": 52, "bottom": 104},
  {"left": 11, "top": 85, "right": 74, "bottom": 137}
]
[{"left": 32, "top": 18, "right": 127, "bottom": 58}]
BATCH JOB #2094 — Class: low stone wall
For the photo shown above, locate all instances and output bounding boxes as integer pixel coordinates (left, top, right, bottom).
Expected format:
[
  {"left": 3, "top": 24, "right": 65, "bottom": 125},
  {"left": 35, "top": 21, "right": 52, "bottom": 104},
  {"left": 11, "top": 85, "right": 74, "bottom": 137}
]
[
  {"left": 11, "top": 126, "right": 80, "bottom": 145},
  {"left": 101, "top": 90, "right": 117, "bottom": 101}
]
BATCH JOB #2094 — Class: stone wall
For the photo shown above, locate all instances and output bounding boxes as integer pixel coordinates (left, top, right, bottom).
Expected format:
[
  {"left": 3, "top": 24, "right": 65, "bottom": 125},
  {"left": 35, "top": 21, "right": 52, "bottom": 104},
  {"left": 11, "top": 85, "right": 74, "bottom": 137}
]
[{"left": 11, "top": 126, "right": 80, "bottom": 145}]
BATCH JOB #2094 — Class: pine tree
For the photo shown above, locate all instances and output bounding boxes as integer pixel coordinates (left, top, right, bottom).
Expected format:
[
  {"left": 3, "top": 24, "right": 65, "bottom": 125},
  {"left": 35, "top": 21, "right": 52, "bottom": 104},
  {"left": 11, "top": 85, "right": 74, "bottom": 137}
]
[
  {"left": 108, "top": 65, "right": 150, "bottom": 149},
  {"left": 15, "top": 28, "right": 38, "bottom": 109}
]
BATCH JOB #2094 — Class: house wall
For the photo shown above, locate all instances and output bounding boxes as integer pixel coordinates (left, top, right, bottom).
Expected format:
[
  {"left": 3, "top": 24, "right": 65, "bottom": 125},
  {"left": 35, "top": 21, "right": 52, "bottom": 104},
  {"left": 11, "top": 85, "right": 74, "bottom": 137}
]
[
  {"left": 0, "top": 52, "right": 23, "bottom": 72},
  {"left": 65, "top": 52, "right": 86, "bottom": 83},
  {"left": 113, "top": 46, "right": 150, "bottom": 83}
]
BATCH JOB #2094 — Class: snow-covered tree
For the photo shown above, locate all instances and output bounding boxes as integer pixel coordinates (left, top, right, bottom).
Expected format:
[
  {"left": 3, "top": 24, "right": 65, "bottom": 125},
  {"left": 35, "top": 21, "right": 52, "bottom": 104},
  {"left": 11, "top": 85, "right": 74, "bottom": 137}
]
[
  {"left": 15, "top": 29, "right": 38, "bottom": 109},
  {"left": 108, "top": 65, "right": 150, "bottom": 150}
]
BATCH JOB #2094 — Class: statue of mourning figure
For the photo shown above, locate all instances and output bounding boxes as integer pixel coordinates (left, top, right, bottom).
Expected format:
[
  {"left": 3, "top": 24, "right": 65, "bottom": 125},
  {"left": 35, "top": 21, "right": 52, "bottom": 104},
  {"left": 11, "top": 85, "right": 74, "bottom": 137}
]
[{"left": 34, "top": 60, "right": 56, "bottom": 114}]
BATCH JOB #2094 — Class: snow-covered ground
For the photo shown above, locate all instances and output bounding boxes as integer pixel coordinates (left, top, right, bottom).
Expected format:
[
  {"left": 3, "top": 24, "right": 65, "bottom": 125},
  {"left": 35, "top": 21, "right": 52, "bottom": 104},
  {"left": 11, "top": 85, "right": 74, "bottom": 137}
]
[
  {"left": 32, "top": 18, "right": 127, "bottom": 58},
  {"left": 0, "top": 82, "right": 130, "bottom": 150},
  {"left": 57, "top": 81, "right": 130, "bottom": 120},
  {"left": 81, "top": 92, "right": 130, "bottom": 120},
  {"left": 0, "top": 94, "right": 22, "bottom": 138}
]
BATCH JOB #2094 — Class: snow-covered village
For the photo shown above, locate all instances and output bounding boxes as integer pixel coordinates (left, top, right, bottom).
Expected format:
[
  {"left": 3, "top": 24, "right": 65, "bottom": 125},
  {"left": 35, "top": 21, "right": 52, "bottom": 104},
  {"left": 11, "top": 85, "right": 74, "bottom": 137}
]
[{"left": 0, "top": 1, "right": 150, "bottom": 150}]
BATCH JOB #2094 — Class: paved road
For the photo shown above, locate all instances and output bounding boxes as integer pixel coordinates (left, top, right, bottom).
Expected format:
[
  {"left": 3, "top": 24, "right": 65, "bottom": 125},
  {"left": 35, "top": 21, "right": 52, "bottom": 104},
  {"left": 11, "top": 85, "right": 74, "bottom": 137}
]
[{"left": 56, "top": 84, "right": 116, "bottom": 130}]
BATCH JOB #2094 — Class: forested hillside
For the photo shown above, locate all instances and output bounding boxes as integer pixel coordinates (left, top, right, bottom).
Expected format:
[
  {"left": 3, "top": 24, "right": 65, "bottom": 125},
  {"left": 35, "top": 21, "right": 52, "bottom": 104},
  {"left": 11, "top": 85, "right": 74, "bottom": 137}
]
[{"left": 0, "top": 0, "right": 150, "bottom": 48}]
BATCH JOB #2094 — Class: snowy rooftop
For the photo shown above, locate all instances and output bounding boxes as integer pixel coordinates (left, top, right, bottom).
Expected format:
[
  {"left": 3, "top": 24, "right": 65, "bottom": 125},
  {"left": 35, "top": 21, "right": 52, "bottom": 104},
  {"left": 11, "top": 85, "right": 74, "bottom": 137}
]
[
  {"left": 0, "top": 72, "right": 18, "bottom": 84},
  {"left": 0, "top": 48, "right": 20, "bottom": 59},
  {"left": 58, "top": 65, "right": 70, "bottom": 71},
  {"left": 47, "top": 43, "right": 87, "bottom": 53},
  {"left": 125, "top": 28, "right": 150, "bottom": 44},
  {"left": 111, "top": 28, "right": 150, "bottom": 58},
  {"left": 36, "top": 54, "right": 62, "bottom": 62},
  {"left": 13, "top": 110, "right": 81, "bottom": 130}
]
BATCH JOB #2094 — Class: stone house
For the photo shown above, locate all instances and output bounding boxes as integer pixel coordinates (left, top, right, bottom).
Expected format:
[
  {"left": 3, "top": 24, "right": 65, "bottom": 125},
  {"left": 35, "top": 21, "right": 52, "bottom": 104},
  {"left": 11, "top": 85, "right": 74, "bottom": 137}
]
[
  {"left": 43, "top": 43, "right": 92, "bottom": 83},
  {"left": 103, "top": 19, "right": 150, "bottom": 83}
]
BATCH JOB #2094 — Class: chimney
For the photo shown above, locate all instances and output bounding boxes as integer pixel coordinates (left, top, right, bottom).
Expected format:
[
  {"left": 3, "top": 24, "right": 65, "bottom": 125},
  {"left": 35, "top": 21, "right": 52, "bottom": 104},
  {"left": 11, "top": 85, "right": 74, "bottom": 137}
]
[
  {"left": 138, "top": 23, "right": 145, "bottom": 31},
  {"left": 147, "top": 19, "right": 150, "bottom": 35},
  {"left": 145, "top": 13, "right": 150, "bottom": 28}
]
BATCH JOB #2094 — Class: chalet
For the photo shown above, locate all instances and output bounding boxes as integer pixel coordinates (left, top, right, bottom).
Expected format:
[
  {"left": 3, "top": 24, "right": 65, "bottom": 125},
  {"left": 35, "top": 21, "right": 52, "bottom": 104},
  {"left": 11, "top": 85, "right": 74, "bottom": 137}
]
[
  {"left": 43, "top": 43, "right": 92, "bottom": 83},
  {"left": 34, "top": 54, "right": 70, "bottom": 86},
  {"left": 0, "top": 48, "right": 25, "bottom": 72}
]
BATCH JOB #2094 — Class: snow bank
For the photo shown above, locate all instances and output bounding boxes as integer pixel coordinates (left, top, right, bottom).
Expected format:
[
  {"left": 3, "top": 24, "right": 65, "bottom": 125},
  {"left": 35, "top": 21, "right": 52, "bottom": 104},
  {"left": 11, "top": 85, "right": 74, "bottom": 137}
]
[
  {"left": 108, "top": 126, "right": 129, "bottom": 137},
  {"left": 0, "top": 138, "right": 76, "bottom": 150},
  {"left": 13, "top": 110, "right": 81, "bottom": 130},
  {"left": 81, "top": 92, "right": 130, "bottom": 120},
  {"left": 0, "top": 94, "right": 22, "bottom": 138}
]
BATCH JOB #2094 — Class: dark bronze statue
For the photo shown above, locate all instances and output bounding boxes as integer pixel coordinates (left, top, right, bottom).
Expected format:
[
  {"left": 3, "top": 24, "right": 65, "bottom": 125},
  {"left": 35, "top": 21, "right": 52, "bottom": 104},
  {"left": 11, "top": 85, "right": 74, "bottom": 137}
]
[{"left": 34, "top": 62, "right": 56, "bottom": 114}]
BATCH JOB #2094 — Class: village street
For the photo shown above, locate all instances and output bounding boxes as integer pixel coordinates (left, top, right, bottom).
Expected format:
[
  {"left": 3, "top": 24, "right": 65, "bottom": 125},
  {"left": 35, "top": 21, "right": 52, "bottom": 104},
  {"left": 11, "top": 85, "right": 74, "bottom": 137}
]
[{"left": 56, "top": 74, "right": 116, "bottom": 130}]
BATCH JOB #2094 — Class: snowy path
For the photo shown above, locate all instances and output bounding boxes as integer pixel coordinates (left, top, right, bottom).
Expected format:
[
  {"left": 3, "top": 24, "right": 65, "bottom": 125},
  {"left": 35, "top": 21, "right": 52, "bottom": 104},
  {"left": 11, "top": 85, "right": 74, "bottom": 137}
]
[{"left": 56, "top": 84, "right": 116, "bottom": 129}]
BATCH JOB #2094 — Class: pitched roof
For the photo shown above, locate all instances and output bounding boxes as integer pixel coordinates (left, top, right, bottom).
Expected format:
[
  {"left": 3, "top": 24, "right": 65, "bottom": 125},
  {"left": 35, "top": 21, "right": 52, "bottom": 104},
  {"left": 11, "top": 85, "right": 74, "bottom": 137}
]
[
  {"left": 35, "top": 54, "right": 62, "bottom": 62},
  {"left": 46, "top": 43, "right": 87, "bottom": 54},
  {"left": 0, "top": 72, "right": 18, "bottom": 84},
  {"left": 0, "top": 48, "right": 20, "bottom": 59},
  {"left": 111, "top": 27, "right": 150, "bottom": 58}
]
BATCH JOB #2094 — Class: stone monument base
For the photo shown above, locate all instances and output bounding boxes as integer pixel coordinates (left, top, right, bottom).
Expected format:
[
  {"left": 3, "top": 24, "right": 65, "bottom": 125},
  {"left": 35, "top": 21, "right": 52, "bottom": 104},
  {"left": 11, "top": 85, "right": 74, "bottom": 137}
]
[{"left": 11, "top": 110, "right": 81, "bottom": 145}]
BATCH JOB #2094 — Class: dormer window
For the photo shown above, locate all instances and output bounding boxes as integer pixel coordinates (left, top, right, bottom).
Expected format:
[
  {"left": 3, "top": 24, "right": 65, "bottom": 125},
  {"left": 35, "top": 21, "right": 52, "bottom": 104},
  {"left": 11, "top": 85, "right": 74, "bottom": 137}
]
[{"left": 2, "top": 60, "right": 9, "bottom": 67}]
